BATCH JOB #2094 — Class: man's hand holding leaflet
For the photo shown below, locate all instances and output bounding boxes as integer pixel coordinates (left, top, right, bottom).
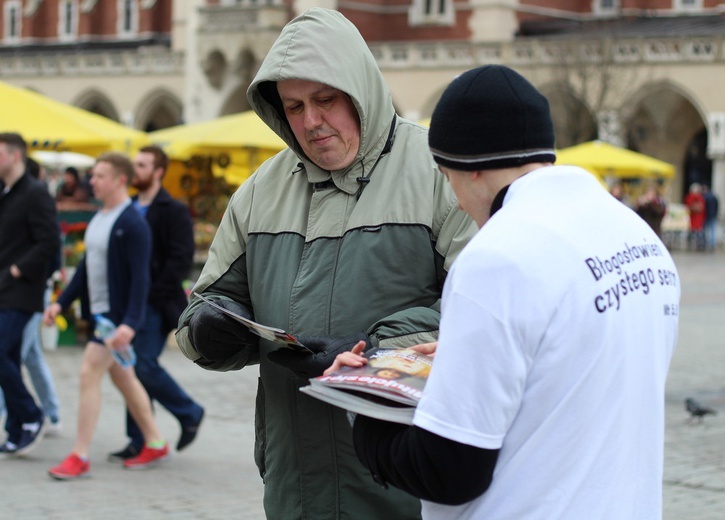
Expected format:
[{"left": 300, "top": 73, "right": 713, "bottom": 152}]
[
  {"left": 194, "top": 291, "right": 309, "bottom": 350},
  {"left": 188, "top": 298, "right": 260, "bottom": 368}
]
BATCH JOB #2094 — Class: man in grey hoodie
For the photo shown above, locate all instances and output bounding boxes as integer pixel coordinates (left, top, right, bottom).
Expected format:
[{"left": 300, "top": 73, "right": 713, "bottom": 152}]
[{"left": 176, "top": 9, "right": 476, "bottom": 519}]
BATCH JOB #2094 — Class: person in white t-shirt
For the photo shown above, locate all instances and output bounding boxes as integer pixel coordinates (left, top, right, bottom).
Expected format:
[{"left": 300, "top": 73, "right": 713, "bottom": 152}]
[
  {"left": 43, "top": 152, "right": 169, "bottom": 480},
  {"left": 328, "top": 65, "right": 680, "bottom": 519}
]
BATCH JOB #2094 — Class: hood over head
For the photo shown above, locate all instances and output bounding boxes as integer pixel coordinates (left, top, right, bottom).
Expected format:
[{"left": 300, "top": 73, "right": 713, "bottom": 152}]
[{"left": 247, "top": 8, "right": 395, "bottom": 175}]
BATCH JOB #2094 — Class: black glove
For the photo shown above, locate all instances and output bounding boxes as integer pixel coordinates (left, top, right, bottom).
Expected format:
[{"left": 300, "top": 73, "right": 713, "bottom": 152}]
[
  {"left": 267, "top": 332, "right": 373, "bottom": 379},
  {"left": 188, "top": 299, "right": 259, "bottom": 362}
]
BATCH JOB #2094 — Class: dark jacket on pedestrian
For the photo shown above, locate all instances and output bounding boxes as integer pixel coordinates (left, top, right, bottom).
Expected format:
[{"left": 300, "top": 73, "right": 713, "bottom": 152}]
[
  {"left": 58, "top": 204, "right": 151, "bottom": 332},
  {"left": 134, "top": 188, "right": 194, "bottom": 335},
  {"left": 0, "top": 174, "right": 60, "bottom": 313},
  {"left": 704, "top": 190, "right": 719, "bottom": 223}
]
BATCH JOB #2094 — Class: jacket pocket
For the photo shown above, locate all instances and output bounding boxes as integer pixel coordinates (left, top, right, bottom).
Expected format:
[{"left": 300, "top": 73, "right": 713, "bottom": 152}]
[{"left": 254, "top": 376, "right": 267, "bottom": 481}]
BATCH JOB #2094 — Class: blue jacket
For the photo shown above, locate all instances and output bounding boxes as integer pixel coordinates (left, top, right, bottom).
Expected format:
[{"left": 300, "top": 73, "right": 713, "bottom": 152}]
[{"left": 58, "top": 203, "right": 151, "bottom": 332}]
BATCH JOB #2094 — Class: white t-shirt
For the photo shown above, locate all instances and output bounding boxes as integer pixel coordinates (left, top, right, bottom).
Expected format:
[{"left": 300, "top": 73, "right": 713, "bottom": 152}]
[
  {"left": 85, "top": 199, "right": 131, "bottom": 315},
  {"left": 414, "top": 166, "right": 679, "bottom": 520}
]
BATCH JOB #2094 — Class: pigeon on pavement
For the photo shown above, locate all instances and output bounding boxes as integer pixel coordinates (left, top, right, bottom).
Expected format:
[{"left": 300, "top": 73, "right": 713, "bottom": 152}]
[{"left": 685, "top": 398, "right": 717, "bottom": 423}]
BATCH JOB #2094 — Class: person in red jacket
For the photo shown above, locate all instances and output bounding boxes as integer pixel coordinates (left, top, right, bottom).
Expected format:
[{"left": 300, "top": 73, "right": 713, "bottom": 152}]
[{"left": 685, "top": 183, "right": 706, "bottom": 251}]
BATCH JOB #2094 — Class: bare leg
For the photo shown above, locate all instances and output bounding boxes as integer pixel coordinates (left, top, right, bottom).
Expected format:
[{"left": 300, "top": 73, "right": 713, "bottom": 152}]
[
  {"left": 72, "top": 342, "right": 115, "bottom": 457},
  {"left": 109, "top": 363, "right": 163, "bottom": 445}
]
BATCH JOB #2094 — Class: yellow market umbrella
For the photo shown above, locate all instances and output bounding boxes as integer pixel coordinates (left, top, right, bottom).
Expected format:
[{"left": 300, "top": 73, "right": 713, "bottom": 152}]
[
  {"left": 149, "top": 110, "right": 285, "bottom": 157},
  {"left": 555, "top": 141, "right": 675, "bottom": 180},
  {"left": 0, "top": 81, "right": 148, "bottom": 156},
  {"left": 149, "top": 110, "right": 286, "bottom": 191}
]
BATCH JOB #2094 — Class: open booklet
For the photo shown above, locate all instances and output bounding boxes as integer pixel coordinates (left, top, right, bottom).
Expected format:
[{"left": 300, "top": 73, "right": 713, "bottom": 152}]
[
  {"left": 193, "top": 292, "right": 311, "bottom": 352},
  {"left": 300, "top": 347, "right": 432, "bottom": 425}
]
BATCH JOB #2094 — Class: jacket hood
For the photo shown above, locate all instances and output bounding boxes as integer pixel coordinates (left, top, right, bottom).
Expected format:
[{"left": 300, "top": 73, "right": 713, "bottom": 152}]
[{"left": 247, "top": 8, "right": 395, "bottom": 184}]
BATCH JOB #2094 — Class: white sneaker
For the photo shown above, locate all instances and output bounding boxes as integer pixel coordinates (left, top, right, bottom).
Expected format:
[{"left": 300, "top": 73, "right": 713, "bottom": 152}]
[{"left": 45, "top": 420, "right": 63, "bottom": 438}]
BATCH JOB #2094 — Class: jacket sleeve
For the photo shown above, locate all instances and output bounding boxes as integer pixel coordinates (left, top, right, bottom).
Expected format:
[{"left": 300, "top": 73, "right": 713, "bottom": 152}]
[
  {"left": 15, "top": 186, "right": 60, "bottom": 283},
  {"left": 57, "top": 256, "right": 87, "bottom": 310},
  {"left": 151, "top": 199, "right": 194, "bottom": 297},
  {"left": 176, "top": 186, "right": 259, "bottom": 371},
  {"left": 369, "top": 186, "right": 477, "bottom": 349},
  {"left": 353, "top": 415, "right": 498, "bottom": 505},
  {"left": 121, "top": 215, "right": 152, "bottom": 331}
]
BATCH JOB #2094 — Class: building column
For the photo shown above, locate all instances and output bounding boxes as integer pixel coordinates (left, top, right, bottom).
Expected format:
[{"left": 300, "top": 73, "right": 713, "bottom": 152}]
[
  {"left": 707, "top": 112, "right": 725, "bottom": 224},
  {"left": 597, "top": 110, "right": 623, "bottom": 147}
]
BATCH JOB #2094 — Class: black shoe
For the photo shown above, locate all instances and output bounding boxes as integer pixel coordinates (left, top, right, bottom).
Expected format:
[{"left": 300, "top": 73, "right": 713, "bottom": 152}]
[
  {"left": 15, "top": 417, "right": 47, "bottom": 456},
  {"left": 107, "top": 443, "right": 141, "bottom": 463},
  {"left": 177, "top": 409, "right": 205, "bottom": 452}
]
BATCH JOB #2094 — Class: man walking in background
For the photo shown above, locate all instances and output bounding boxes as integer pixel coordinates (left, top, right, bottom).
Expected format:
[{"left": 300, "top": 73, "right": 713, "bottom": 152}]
[
  {"left": 108, "top": 145, "right": 204, "bottom": 462},
  {"left": 0, "top": 133, "right": 60, "bottom": 457},
  {"left": 45, "top": 152, "right": 168, "bottom": 479},
  {"left": 703, "top": 184, "right": 719, "bottom": 251}
]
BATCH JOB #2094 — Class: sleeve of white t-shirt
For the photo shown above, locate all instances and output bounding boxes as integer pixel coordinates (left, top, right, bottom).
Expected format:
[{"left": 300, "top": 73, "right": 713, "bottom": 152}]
[{"left": 413, "top": 249, "right": 541, "bottom": 450}]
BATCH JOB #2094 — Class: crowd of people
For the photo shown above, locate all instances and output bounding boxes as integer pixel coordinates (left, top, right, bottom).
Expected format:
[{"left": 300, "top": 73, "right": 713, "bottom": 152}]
[
  {"left": 610, "top": 179, "right": 719, "bottom": 252},
  {"left": 0, "top": 7, "right": 699, "bottom": 519},
  {"left": 0, "top": 135, "right": 204, "bottom": 478}
]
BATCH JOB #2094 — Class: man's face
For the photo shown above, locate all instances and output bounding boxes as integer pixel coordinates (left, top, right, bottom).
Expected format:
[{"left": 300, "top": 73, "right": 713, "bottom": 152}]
[
  {"left": 132, "top": 152, "right": 157, "bottom": 191},
  {"left": 277, "top": 79, "right": 360, "bottom": 171},
  {"left": 0, "top": 143, "right": 19, "bottom": 181},
  {"left": 440, "top": 166, "right": 489, "bottom": 228},
  {"left": 90, "top": 161, "right": 124, "bottom": 203},
  {"left": 63, "top": 172, "right": 78, "bottom": 187}
]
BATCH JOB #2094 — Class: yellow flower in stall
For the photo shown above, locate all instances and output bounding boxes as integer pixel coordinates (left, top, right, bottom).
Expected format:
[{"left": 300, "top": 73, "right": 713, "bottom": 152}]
[{"left": 74, "top": 241, "right": 85, "bottom": 254}]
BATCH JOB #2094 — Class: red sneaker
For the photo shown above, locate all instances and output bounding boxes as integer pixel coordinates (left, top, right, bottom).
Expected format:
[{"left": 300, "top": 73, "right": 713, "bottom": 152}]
[
  {"left": 49, "top": 454, "right": 90, "bottom": 480},
  {"left": 123, "top": 443, "right": 169, "bottom": 470}
]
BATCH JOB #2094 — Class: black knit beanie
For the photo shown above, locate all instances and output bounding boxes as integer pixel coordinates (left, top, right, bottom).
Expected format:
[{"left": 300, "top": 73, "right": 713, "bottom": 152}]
[{"left": 428, "top": 65, "right": 556, "bottom": 171}]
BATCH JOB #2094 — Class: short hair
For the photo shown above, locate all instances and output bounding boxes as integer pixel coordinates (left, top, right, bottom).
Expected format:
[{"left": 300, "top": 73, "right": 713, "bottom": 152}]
[
  {"left": 96, "top": 152, "right": 134, "bottom": 184},
  {"left": 65, "top": 166, "right": 80, "bottom": 180},
  {"left": 139, "top": 145, "right": 169, "bottom": 177},
  {"left": 0, "top": 133, "right": 28, "bottom": 161}
]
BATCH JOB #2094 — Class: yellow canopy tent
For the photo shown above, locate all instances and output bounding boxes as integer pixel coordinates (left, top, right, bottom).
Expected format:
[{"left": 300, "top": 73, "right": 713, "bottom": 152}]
[
  {"left": 149, "top": 110, "right": 285, "bottom": 189},
  {"left": 555, "top": 141, "right": 675, "bottom": 180},
  {"left": 148, "top": 110, "right": 285, "bottom": 222},
  {"left": 0, "top": 81, "right": 148, "bottom": 156}
]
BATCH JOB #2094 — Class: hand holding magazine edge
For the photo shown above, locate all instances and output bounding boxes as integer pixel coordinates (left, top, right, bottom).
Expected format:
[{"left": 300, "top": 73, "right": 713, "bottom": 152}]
[
  {"left": 193, "top": 292, "right": 311, "bottom": 352},
  {"left": 301, "top": 347, "right": 433, "bottom": 424}
]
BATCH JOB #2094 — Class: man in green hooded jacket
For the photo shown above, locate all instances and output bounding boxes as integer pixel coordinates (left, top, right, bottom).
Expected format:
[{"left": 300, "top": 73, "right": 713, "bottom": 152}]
[{"left": 176, "top": 8, "right": 477, "bottom": 519}]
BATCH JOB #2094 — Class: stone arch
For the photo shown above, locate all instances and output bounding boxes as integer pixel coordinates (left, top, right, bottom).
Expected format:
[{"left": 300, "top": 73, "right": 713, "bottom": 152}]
[
  {"left": 215, "top": 48, "right": 261, "bottom": 116},
  {"left": 72, "top": 89, "right": 120, "bottom": 122},
  {"left": 539, "top": 81, "right": 597, "bottom": 149},
  {"left": 203, "top": 49, "right": 228, "bottom": 91},
  {"left": 417, "top": 84, "right": 447, "bottom": 122},
  {"left": 621, "top": 80, "right": 707, "bottom": 200},
  {"left": 134, "top": 88, "right": 183, "bottom": 132},
  {"left": 219, "top": 83, "right": 251, "bottom": 117},
  {"left": 235, "top": 48, "right": 258, "bottom": 85}
]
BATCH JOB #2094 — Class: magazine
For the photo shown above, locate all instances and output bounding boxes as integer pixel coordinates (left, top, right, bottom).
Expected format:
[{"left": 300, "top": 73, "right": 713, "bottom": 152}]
[
  {"left": 193, "top": 292, "right": 311, "bottom": 352},
  {"left": 300, "top": 347, "right": 432, "bottom": 425}
]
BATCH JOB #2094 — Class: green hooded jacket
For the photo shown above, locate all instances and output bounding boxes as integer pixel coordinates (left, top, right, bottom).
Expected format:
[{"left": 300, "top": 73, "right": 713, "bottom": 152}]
[{"left": 176, "top": 8, "right": 478, "bottom": 519}]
